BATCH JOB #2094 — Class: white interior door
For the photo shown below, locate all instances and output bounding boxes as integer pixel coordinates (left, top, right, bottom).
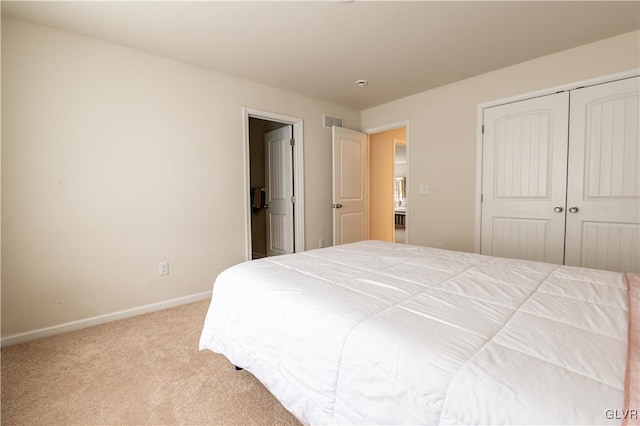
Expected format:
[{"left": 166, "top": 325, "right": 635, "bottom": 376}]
[
  {"left": 565, "top": 77, "right": 640, "bottom": 272},
  {"left": 481, "top": 92, "right": 569, "bottom": 264},
  {"left": 265, "top": 126, "right": 294, "bottom": 256},
  {"left": 333, "top": 126, "right": 368, "bottom": 245}
]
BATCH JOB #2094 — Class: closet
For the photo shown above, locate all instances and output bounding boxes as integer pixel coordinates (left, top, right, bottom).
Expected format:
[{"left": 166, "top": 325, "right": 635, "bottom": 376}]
[{"left": 480, "top": 76, "right": 639, "bottom": 273}]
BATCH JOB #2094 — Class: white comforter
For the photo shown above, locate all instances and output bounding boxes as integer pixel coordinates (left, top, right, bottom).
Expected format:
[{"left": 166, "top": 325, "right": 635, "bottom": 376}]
[{"left": 199, "top": 241, "right": 628, "bottom": 425}]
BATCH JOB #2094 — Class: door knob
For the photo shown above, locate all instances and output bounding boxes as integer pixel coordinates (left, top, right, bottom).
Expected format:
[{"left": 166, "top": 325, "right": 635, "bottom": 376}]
[
  {"left": 554, "top": 206, "right": 563, "bottom": 213},
  {"left": 569, "top": 206, "right": 579, "bottom": 213},
  {"left": 332, "top": 203, "right": 343, "bottom": 209}
]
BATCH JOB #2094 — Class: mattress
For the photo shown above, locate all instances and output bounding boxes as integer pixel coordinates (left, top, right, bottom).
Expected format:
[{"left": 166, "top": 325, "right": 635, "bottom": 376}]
[{"left": 199, "top": 240, "right": 629, "bottom": 425}]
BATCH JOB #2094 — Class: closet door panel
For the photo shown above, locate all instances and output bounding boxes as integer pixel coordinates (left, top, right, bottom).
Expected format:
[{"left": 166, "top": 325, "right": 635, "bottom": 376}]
[
  {"left": 481, "top": 92, "right": 569, "bottom": 264},
  {"left": 565, "top": 77, "right": 640, "bottom": 272},
  {"left": 580, "top": 222, "right": 640, "bottom": 272}
]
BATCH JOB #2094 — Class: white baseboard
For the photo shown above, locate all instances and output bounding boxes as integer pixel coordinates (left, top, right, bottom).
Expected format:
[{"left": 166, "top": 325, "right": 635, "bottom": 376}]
[{"left": 0, "top": 291, "right": 212, "bottom": 347}]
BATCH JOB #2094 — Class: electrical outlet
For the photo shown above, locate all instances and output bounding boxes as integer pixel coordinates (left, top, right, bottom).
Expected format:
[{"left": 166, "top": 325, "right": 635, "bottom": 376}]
[
  {"left": 159, "top": 261, "right": 169, "bottom": 276},
  {"left": 436, "top": 243, "right": 443, "bottom": 249},
  {"left": 319, "top": 239, "right": 325, "bottom": 248}
]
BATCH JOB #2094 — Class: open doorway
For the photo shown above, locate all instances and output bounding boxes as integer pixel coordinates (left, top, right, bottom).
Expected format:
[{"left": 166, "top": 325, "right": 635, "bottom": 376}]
[
  {"left": 368, "top": 126, "right": 408, "bottom": 244},
  {"left": 248, "top": 118, "right": 290, "bottom": 259},
  {"left": 243, "top": 109, "right": 305, "bottom": 260}
]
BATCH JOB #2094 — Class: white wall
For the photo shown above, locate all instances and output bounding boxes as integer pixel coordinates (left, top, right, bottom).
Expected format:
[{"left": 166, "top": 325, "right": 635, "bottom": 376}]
[
  {"left": 1, "top": 17, "right": 359, "bottom": 338},
  {"left": 361, "top": 30, "right": 640, "bottom": 252}
]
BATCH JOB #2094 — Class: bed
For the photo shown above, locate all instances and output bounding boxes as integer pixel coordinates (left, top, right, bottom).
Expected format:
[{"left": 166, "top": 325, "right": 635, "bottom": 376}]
[{"left": 199, "top": 240, "right": 637, "bottom": 425}]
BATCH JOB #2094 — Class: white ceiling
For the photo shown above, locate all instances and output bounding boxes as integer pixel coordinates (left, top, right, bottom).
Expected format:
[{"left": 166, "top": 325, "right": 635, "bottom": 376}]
[{"left": 2, "top": 1, "right": 639, "bottom": 110}]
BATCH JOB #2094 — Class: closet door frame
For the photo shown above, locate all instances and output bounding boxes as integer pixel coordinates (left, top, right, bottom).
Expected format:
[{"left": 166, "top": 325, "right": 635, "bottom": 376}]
[{"left": 474, "top": 69, "right": 639, "bottom": 253}]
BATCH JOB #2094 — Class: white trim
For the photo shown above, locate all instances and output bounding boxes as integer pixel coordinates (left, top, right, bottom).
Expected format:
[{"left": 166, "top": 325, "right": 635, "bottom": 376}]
[
  {"left": 474, "top": 105, "right": 484, "bottom": 253},
  {"left": 364, "top": 120, "right": 409, "bottom": 135},
  {"left": 477, "top": 69, "right": 640, "bottom": 111},
  {"left": 242, "top": 108, "right": 305, "bottom": 260},
  {"left": 363, "top": 120, "right": 411, "bottom": 244},
  {"left": 474, "top": 69, "right": 640, "bottom": 253},
  {"left": 0, "top": 291, "right": 212, "bottom": 347}
]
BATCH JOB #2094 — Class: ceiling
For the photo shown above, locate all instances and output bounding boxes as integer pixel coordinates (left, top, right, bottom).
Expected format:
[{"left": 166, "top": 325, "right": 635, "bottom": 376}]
[{"left": 2, "top": 1, "right": 639, "bottom": 110}]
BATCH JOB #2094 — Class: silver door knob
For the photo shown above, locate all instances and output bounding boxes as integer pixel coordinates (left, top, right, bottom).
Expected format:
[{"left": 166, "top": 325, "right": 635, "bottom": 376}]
[
  {"left": 569, "top": 206, "right": 579, "bottom": 213},
  {"left": 331, "top": 203, "right": 343, "bottom": 209},
  {"left": 554, "top": 206, "right": 563, "bottom": 213}
]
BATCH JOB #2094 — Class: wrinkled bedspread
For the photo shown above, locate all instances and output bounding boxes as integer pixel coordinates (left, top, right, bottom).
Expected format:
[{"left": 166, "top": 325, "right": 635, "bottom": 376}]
[{"left": 199, "top": 241, "right": 629, "bottom": 425}]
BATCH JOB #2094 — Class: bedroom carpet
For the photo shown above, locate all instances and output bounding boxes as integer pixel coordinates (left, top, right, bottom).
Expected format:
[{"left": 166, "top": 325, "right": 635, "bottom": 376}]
[{"left": 1, "top": 300, "right": 301, "bottom": 425}]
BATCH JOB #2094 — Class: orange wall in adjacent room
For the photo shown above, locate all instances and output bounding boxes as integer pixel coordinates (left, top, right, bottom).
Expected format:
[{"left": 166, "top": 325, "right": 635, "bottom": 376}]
[{"left": 369, "top": 128, "right": 406, "bottom": 242}]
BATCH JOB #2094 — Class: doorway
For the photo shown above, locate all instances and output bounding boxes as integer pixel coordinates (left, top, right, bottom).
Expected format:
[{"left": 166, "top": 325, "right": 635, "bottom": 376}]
[
  {"left": 368, "top": 126, "right": 408, "bottom": 244},
  {"left": 331, "top": 121, "right": 410, "bottom": 246},
  {"left": 243, "top": 108, "right": 305, "bottom": 260}
]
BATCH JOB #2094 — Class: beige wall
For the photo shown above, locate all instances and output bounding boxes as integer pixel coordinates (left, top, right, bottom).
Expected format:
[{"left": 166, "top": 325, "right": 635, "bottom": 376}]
[
  {"left": 369, "top": 128, "right": 406, "bottom": 242},
  {"left": 1, "top": 17, "right": 359, "bottom": 337},
  {"left": 3, "top": 17, "right": 638, "bottom": 339},
  {"left": 362, "top": 30, "right": 640, "bottom": 253}
]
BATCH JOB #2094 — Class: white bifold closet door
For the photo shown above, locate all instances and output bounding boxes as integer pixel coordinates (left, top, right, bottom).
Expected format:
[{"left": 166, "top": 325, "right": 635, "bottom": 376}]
[
  {"left": 565, "top": 77, "right": 640, "bottom": 272},
  {"left": 481, "top": 91, "right": 569, "bottom": 265},
  {"left": 481, "top": 76, "right": 639, "bottom": 273}
]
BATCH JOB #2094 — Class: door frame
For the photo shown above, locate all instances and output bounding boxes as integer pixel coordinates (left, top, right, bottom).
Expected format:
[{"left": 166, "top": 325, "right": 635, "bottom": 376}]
[
  {"left": 474, "top": 68, "right": 639, "bottom": 253},
  {"left": 243, "top": 107, "right": 305, "bottom": 261},
  {"left": 363, "top": 120, "right": 411, "bottom": 244}
]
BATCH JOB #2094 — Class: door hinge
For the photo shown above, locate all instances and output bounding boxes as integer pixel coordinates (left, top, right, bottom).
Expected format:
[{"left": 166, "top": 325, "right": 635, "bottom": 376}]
[
  {"left": 481, "top": 124, "right": 485, "bottom": 134},
  {"left": 291, "top": 195, "right": 296, "bottom": 203},
  {"left": 480, "top": 194, "right": 484, "bottom": 203},
  {"left": 290, "top": 138, "right": 295, "bottom": 146}
]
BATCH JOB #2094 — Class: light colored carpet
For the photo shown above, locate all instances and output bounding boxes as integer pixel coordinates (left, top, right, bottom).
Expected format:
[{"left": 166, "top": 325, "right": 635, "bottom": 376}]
[{"left": 1, "top": 300, "right": 301, "bottom": 425}]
